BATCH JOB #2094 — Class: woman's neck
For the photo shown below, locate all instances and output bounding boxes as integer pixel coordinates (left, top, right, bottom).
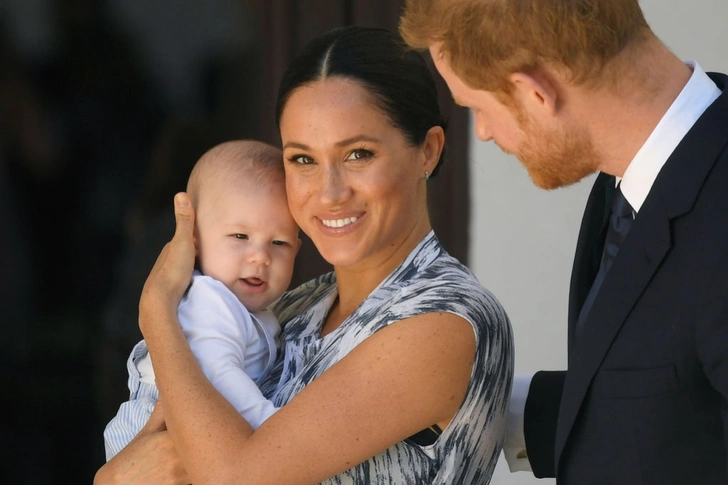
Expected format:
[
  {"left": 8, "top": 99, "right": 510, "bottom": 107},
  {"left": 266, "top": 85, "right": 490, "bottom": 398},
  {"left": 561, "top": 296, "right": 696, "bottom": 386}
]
[{"left": 321, "top": 222, "right": 431, "bottom": 336}]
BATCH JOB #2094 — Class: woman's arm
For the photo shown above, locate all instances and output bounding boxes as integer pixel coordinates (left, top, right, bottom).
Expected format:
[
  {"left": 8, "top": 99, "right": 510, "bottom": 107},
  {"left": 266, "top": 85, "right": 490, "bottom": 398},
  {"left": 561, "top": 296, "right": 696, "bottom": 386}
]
[{"left": 113, "top": 193, "right": 477, "bottom": 485}]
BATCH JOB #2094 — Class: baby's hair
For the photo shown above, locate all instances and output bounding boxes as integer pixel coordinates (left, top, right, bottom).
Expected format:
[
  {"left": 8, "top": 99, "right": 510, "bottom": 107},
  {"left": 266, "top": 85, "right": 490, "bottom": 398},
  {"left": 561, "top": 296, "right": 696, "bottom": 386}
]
[{"left": 187, "top": 140, "right": 284, "bottom": 207}]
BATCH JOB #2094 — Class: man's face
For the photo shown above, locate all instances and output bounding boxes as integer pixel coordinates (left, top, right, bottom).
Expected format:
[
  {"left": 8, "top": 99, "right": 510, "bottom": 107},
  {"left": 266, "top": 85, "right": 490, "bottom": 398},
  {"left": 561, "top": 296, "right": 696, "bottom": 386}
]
[{"left": 429, "top": 44, "right": 600, "bottom": 189}]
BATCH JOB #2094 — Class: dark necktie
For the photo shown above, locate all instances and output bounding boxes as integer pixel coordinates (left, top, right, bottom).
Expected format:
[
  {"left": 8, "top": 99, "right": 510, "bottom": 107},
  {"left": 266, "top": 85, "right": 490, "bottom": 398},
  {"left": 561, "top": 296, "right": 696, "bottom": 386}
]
[{"left": 575, "top": 183, "right": 634, "bottom": 335}]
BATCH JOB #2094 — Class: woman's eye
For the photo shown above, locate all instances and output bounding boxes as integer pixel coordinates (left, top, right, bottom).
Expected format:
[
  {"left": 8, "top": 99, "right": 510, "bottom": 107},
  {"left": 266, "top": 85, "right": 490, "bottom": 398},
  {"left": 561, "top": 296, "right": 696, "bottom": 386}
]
[
  {"left": 289, "top": 155, "right": 314, "bottom": 165},
  {"left": 234, "top": 234, "right": 248, "bottom": 240},
  {"left": 347, "top": 149, "right": 373, "bottom": 161}
]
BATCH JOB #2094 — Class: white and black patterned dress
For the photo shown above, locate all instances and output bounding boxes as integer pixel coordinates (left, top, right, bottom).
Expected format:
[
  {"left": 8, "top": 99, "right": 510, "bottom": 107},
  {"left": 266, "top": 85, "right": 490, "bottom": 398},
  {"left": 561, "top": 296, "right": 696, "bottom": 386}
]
[{"left": 259, "top": 231, "right": 514, "bottom": 484}]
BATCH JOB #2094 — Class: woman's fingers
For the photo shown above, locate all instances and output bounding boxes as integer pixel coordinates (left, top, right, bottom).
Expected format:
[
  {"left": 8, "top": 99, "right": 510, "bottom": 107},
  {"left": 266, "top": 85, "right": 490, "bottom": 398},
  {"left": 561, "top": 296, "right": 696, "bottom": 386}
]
[
  {"left": 162, "top": 192, "right": 196, "bottom": 291},
  {"left": 164, "top": 192, "right": 196, "bottom": 284},
  {"left": 95, "top": 427, "right": 190, "bottom": 485},
  {"left": 172, "top": 192, "right": 195, "bottom": 250},
  {"left": 140, "top": 193, "right": 197, "bottom": 321},
  {"left": 145, "top": 399, "right": 167, "bottom": 432}
]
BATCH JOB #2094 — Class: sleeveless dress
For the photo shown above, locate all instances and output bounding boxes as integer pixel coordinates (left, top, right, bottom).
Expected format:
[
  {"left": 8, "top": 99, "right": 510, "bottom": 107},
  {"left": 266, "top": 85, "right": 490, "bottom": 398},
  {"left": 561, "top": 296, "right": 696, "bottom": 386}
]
[{"left": 259, "top": 231, "right": 514, "bottom": 484}]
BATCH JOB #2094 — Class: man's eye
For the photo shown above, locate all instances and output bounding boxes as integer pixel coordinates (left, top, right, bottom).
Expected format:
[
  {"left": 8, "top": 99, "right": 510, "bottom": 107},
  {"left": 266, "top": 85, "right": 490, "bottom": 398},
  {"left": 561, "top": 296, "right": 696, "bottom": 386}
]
[{"left": 234, "top": 234, "right": 248, "bottom": 240}]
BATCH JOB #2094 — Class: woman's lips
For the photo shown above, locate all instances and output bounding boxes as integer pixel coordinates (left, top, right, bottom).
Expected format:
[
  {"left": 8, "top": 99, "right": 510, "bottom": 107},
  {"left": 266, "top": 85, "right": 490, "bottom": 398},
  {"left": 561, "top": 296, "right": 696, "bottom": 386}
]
[{"left": 317, "top": 213, "right": 364, "bottom": 234}]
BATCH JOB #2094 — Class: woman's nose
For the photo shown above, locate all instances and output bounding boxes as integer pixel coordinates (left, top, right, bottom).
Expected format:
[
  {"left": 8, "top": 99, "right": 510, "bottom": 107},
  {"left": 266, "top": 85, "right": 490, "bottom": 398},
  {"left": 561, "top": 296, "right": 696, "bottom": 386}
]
[{"left": 319, "top": 165, "right": 351, "bottom": 205}]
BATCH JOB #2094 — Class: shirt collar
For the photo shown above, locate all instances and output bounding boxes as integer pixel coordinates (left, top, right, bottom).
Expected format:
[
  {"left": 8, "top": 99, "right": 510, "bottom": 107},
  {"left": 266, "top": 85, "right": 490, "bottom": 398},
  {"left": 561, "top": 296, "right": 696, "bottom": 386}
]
[{"left": 619, "top": 61, "right": 721, "bottom": 212}]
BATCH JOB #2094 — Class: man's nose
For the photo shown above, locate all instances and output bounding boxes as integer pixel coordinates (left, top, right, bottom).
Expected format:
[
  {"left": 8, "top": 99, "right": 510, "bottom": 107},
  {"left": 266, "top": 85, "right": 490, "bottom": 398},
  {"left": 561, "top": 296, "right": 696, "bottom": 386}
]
[{"left": 475, "top": 116, "right": 493, "bottom": 142}]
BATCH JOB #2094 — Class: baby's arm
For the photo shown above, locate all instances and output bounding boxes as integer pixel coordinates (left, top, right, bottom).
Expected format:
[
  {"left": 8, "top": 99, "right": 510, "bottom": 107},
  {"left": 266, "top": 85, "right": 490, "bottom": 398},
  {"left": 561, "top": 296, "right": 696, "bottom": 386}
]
[
  {"left": 103, "top": 340, "right": 159, "bottom": 460},
  {"left": 179, "top": 276, "right": 279, "bottom": 429}
]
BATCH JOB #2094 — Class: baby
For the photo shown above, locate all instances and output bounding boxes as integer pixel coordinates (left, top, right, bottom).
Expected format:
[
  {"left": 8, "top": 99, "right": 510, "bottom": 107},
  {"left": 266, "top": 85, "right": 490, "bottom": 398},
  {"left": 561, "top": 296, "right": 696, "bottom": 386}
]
[{"left": 103, "top": 140, "right": 300, "bottom": 460}]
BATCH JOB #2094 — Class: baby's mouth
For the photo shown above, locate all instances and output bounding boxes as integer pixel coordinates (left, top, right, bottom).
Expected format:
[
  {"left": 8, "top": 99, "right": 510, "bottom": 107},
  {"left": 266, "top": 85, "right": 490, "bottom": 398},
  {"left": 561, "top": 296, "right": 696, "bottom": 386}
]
[{"left": 242, "top": 277, "right": 265, "bottom": 287}]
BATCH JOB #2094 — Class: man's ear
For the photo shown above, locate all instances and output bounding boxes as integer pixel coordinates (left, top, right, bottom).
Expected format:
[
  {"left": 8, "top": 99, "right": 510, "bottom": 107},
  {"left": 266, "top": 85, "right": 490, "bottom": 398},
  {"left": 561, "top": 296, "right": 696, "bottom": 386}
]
[{"left": 509, "top": 71, "right": 559, "bottom": 116}]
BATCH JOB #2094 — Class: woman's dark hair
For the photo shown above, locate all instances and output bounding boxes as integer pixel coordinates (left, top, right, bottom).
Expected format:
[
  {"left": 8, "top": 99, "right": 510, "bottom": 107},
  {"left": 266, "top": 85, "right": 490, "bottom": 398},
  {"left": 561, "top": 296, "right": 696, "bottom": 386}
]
[{"left": 275, "top": 25, "right": 448, "bottom": 177}]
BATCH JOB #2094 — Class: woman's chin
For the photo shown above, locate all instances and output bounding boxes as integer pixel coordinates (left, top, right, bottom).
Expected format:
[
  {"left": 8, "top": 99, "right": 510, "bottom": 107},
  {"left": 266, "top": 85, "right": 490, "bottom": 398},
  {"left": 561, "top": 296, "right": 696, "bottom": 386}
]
[
  {"left": 318, "top": 252, "right": 360, "bottom": 269},
  {"left": 315, "top": 243, "right": 368, "bottom": 269}
]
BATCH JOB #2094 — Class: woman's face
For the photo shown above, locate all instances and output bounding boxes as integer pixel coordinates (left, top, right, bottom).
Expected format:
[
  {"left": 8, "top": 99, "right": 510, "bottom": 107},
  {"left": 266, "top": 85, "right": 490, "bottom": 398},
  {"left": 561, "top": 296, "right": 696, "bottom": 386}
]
[{"left": 279, "top": 78, "right": 435, "bottom": 271}]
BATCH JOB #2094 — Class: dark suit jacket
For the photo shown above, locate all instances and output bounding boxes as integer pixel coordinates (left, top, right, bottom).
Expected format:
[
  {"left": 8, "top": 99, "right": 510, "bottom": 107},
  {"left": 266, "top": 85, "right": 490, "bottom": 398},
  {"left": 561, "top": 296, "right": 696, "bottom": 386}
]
[{"left": 524, "top": 72, "right": 728, "bottom": 484}]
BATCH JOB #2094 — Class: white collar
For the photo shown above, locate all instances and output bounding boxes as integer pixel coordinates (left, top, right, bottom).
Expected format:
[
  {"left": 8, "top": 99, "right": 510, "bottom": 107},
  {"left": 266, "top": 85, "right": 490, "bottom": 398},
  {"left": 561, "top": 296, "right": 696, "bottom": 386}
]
[{"left": 619, "top": 61, "right": 721, "bottom": 212}]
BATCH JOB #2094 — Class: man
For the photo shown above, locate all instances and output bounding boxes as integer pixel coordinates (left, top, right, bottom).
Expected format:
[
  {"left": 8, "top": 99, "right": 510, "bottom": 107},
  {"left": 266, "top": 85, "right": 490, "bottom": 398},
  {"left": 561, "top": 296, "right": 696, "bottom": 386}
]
[{"left": 401, "top": 1, "right": 728, "bottom": 483}]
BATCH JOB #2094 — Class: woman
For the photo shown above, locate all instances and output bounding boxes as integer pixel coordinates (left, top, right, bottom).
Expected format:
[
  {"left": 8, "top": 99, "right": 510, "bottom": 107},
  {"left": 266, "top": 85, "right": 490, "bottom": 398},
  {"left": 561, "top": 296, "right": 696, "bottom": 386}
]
[{"left": 95, "top": 26, "right": 513, "bottom": 485}]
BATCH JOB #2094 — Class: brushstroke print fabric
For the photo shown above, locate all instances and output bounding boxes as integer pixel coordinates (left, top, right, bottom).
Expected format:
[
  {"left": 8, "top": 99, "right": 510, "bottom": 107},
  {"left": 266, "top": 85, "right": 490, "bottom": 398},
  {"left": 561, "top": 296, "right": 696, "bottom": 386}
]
[{"left": 260, "top": 231, "right": 514, "bottom": 484}]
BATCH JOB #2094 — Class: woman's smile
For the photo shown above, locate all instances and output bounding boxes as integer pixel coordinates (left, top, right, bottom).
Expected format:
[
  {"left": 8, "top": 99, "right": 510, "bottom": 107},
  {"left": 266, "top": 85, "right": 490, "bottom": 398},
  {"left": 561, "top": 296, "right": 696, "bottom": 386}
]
[{"left": 320, "top": 215, "right": 360, "bottom": 229}]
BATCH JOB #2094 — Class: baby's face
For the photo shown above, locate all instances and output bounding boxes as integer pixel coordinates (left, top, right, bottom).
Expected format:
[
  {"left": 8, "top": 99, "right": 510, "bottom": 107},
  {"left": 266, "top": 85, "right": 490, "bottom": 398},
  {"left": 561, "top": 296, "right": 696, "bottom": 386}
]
[{"left": 195, "top": 179, "right": 299, "bottom": 312}]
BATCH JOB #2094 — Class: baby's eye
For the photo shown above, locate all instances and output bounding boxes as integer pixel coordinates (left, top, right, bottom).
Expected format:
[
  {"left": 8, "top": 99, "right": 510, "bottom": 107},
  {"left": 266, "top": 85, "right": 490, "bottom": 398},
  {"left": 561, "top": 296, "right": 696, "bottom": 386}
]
[
  {"left": 272, "top": 240, "right": 288, "bottom": 246},
  {"left": 234, "top": 233, "right": 248, "bottom": 240},
  {"left": 347, "top": 149, "right": 373, "bottom": 161}
]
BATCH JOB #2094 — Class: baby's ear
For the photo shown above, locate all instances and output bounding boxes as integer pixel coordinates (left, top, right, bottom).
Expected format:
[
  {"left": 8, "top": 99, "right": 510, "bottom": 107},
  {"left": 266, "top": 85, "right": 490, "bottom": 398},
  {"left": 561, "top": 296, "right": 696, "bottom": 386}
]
[{"left": 295, "top": 238, "right": 302, "bottom": 254}]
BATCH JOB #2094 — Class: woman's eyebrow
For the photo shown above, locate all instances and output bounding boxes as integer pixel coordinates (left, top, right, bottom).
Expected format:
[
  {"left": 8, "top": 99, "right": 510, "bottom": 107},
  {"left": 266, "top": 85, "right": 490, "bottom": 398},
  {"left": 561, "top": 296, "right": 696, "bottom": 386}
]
[
  {"left": 283, "top": 135, "right": 382, "bottom": 151},
  {"left": 282, "top": 141, "right": 309, "bottom": 150},
  {"left": 334, "top": 135, "right": 381, "bottom": 147}
]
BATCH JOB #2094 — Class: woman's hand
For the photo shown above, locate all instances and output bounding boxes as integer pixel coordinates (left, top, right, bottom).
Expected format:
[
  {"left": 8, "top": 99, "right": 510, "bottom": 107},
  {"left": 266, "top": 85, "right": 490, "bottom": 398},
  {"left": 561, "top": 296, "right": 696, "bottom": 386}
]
[
  {"left": 139, "top": 193, "right": 196, "bottom": 335},
  {"left": 94, "top": 401, "right": 191, "bottom": 485}
]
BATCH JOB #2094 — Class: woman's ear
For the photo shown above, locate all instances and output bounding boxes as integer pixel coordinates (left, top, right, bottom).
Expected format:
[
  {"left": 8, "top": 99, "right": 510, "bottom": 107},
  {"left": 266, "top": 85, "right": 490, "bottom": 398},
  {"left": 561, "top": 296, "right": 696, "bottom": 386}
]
[
  {"left": 422, "top": 125, "right": 446, "bottom": 176},
  {"left": 509, "top": 70, "right": 559, "bottom": 116}
]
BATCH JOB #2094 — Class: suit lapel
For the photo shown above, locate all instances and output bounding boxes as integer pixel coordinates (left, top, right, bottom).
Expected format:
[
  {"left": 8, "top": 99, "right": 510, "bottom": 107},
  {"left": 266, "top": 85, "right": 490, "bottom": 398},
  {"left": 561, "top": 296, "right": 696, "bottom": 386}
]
[
  {"left": 555, "top": 198, "right": 672, "bottom": 464},
  {"left": 555, "top": 72, "right": 728, "bottom": 469}
]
